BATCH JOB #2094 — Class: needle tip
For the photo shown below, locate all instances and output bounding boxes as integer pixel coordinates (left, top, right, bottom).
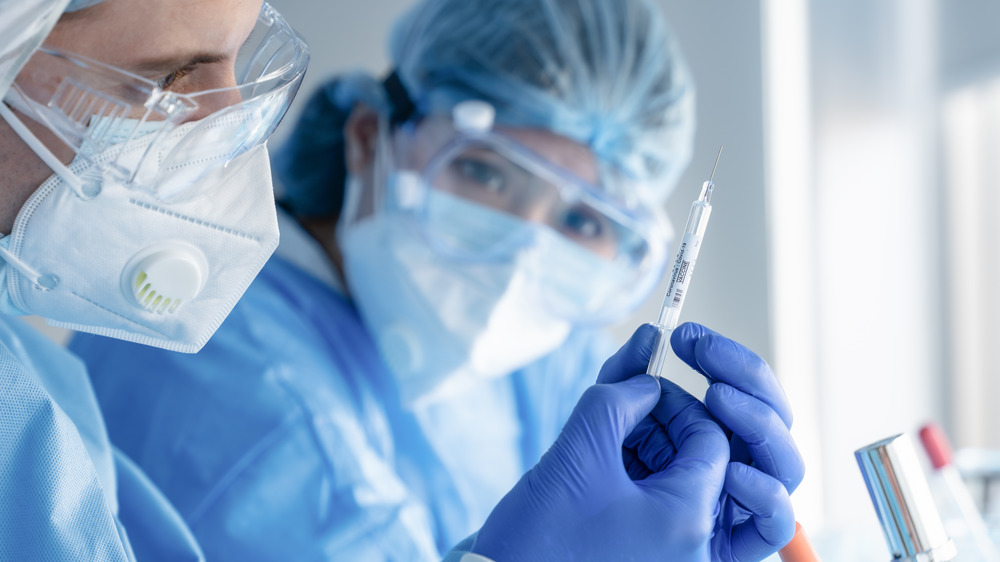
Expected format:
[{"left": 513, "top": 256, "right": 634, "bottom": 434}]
[{"left": 709, "top": 146, "right": 724, "bottom": 183}]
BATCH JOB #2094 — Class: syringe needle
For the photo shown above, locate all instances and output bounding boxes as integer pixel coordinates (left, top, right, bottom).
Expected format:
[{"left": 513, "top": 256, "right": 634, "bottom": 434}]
[{"left": 709, "top": 145, "right": 724, "bottom": 183}]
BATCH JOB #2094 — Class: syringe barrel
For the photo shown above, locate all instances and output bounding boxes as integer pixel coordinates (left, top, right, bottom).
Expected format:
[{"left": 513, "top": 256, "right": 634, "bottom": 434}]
[
  {"left": 646, "top": 324, "right": 672, "bottom": 378},
  {"left": 655, "top": 201, "right": 712, "bottom": 328},
  {"left": 684, "top": 201, "right": 712, "bottom": 238}
]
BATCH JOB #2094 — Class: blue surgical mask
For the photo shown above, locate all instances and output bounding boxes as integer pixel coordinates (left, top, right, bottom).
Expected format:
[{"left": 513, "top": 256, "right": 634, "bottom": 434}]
[{"left": 340, "top": 179, "right": 573, "bottom": 406}]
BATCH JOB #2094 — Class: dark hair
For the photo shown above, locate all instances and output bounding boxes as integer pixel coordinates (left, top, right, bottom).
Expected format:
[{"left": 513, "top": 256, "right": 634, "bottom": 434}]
[
  {"left": 272, "top": 72, "right": 415, "bottom": 220},
  {"left": 272, "top": 79, "right": 353, "bottom": 220}
]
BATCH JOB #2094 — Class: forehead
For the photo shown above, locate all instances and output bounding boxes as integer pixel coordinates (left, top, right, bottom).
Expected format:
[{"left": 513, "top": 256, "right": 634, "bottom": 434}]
[
  {"left": 46, "top": 0, "right": 262, "bottom": 68},
  {"left": 498, "top": 125, "right": 598, "bottom": 185}
]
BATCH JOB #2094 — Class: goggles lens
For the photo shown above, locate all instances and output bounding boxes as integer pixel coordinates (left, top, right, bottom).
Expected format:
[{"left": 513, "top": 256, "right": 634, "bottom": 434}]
[
  {"left": 420, "top": 134, "right": 659, "bottom": 265},
  {"left": 391, "top": 127, "right": 670, "bottom": 322},
  {"left": 10, "top": 2, "right": 308, "bottom": 200}
]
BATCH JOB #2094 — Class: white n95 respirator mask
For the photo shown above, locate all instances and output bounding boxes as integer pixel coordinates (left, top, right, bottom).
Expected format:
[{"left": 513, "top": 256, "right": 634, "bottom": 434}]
[
  {"left": 0, "top": 107, "right": 280, "bottom": 353},
  {"left": 0, "top": 1, "right": 305, "bottom": 351}
]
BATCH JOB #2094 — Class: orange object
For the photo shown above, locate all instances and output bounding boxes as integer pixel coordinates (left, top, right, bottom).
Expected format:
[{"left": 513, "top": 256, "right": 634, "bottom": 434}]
[{"left": 779, "top": 522, "right": 822, "bottom": 562}]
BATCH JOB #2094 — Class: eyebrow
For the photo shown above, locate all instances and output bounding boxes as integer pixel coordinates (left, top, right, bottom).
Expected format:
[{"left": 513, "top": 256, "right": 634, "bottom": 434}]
[{"left": 129, "top": 52, "right": 229, "bottom": 75}]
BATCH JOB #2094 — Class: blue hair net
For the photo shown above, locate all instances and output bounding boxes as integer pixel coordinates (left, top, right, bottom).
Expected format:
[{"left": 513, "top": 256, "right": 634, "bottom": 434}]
[
  {"left": 275, "top": 0, "right": 694, "bottom": 218},
  {"left": 391, "top": 0, "right": 695, "bottom": 202}
]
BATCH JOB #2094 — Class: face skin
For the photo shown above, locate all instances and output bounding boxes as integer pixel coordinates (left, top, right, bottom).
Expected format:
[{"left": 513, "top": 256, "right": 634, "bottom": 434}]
[
  {"left": 0, "top": 0, "right": 262, "bottom": 234},
  {"left": 304, "top": 104, "right": 604, "bottom": 294}
]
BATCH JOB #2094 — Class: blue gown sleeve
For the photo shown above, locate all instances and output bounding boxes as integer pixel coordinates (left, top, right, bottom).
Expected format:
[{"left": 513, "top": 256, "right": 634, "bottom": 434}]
[
  {"left": 114, "top": 448, "right": 203, "bottom": 562},
  {"left": 510, "top": 328, "right": 617, "bottom": 465},
  {"left": 0, "top": 345, "right": 132, "bottom": 560},
  {"left": 74, "top": 264, "right": 444, "bottom": 561},
  {"left": 0, "top": 316, "right": 202, "bottom": 561}
]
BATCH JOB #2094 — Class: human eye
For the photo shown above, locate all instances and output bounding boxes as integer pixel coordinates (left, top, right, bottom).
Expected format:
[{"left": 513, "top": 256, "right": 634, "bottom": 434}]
[
  {"left": 452, "top": 156, "right": 506, "bottom": 193},
  {"left": 155, "top": 67, "right": 191, "bottom": 91},
  {"left": 561, "top": 205, "right": 606, "bottom": 239},
  {"left": 559, "top": 205, "right": 623, "bottom": 259}
]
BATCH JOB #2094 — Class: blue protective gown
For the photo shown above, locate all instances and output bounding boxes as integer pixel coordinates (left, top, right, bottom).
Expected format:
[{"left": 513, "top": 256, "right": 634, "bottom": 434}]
[
  {"left": 72, "top": 215, "right": 615, "bottom": 561},
  {"left": 0, "top": 313, "right": 203, "bottom": 561}
]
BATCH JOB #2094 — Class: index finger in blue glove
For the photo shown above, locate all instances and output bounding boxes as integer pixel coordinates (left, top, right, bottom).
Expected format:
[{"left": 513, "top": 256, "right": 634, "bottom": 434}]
[
  {"left": 596, "top": 323, "right": 660, "bottom": 385},
  {"left": 718, "top": 462, "right": 796, "bottom": 560},
  {"left": 671, "top": 323, "right": 792, "bottom": 428},
  {"left": 707, "top": 383, "right": 804, "bottom": 492}
]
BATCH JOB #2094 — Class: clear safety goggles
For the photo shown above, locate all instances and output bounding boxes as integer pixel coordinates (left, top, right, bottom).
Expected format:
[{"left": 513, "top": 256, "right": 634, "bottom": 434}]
[
  {"left": 8, "top": 2, "right": 308, "bottom": 201},
  {"left": 383, "top": 104, "right": 671, "bottom": 322}
]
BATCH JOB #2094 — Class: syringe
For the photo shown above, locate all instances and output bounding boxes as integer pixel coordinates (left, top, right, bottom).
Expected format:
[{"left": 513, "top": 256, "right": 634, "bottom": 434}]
[{"left": 647, "top": 146, "right": 723, "bottom": 378}]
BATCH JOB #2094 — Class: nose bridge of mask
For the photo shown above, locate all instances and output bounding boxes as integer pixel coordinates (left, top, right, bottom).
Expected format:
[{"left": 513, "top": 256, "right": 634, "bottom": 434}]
[
  {"left": 147, "top": 106, "right": 269, "bottom": 201},
  {"left": 423, "top": 188, "right": 537, "bottom": 257},
  {"left": 395, "top": 214, "right": 519, "bottom": 329},
  {"left": 83, "top": 115, "right": 165, "bottom": 156},
  {"left": 525, "top": 227, "right": 634, "bottom": 320},
  {"left": 409, "top": 185, "right": 631, "bottom": 317},
  {"left": 127, "top": 115, "right": 231, "bottom": 198}
]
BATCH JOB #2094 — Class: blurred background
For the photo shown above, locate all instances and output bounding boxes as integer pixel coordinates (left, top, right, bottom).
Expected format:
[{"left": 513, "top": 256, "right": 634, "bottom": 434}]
[
  {"left": 262, "top": 0, "right": 1000, "bottom": 554},
  {"left": 28, "top": 0, "right": 1000, "bottom": 557}
]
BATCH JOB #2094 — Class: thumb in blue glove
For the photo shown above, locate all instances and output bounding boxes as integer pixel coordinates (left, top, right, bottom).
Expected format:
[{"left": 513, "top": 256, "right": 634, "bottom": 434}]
[{"left": 472, "top": 326, "right": 730, "bottom": 562}]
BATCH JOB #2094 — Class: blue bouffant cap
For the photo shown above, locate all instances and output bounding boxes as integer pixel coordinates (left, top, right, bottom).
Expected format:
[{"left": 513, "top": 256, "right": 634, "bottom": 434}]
[
  {"left": 389, "top": 0, "right": 695, "bottom": 200},
  {"left": 274, "top": 0, "right": 694, "bottom": 218}
]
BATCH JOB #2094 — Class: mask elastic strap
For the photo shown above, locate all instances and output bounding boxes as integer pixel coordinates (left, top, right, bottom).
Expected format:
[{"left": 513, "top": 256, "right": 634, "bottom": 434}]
[
  {"left": 0, "top": 238, "right": 48, "bottom": 289},
  {"left": 0, "top": 100, "right": 87, "bottom": 198}
]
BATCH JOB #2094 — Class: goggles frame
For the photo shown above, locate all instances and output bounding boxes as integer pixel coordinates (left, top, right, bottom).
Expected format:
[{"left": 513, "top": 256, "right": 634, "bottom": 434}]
[
  {"left": 376, "top": 114, "right": 672, "bottom": 323},
  {"left": 7, "top": 2, "right": 308, "bottom": 200}
]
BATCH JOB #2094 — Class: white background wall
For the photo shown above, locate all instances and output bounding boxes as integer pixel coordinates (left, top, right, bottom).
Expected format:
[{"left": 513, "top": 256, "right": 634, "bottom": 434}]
[
  {"left": 939, "top": 0, "right": 1000, "bottom": 451},
  {"left": 766, "top": 0, "right": 1000, "bottom": 555},
  {"left": 787, "top": 0, "right": 945, "bottom": 544}
]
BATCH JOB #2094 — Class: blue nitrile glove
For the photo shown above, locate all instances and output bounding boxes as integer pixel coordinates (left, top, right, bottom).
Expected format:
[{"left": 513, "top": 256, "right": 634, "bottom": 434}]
[
  {"left": 471, "top": 324, "right": 730, "bottom": 562},
  {"left": 671, "top": 322, "right": 803, "bottom": 561}
]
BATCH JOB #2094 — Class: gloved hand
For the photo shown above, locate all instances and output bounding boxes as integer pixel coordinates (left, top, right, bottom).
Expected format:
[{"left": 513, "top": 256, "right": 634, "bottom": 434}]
[
  {"left": 598, "top": 323, "right": 801, "bottom": 561},
  {"left": 670, "top": 322, "right": 803, "bottom": 561},
  {"left": 471, "top": 324, "right": 730, "bottom": 562}
]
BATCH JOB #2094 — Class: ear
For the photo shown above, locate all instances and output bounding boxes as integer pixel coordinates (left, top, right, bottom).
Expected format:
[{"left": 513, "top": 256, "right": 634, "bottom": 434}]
[{"left": 344, "top": 103, "right": 380, "bottom": 175}]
